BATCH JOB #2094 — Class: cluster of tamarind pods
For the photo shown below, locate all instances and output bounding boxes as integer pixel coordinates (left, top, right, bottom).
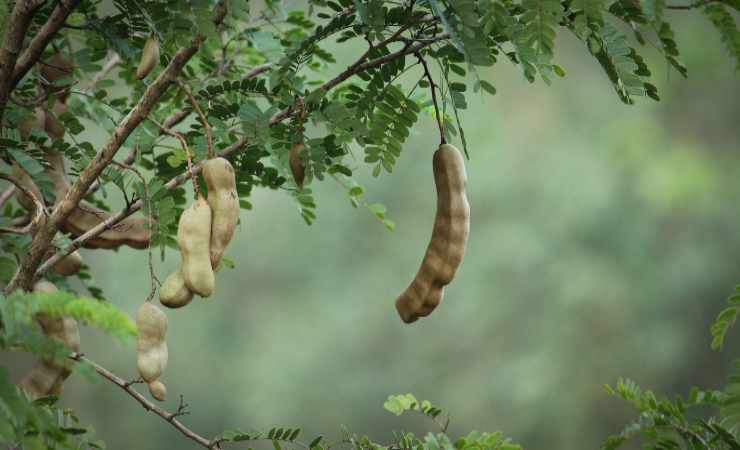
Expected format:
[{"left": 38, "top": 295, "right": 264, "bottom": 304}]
[{"left": 14, "top": 38, "right": 472, "bottom": 402}]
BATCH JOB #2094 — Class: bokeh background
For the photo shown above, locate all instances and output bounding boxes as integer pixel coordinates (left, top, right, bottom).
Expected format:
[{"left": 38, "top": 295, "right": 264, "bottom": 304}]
[{"left": 6, "top": 8, "right": 740, "bottom": 450}]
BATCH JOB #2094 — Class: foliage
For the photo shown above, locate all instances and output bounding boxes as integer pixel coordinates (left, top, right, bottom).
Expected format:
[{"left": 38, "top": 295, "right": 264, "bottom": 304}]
[
  {"left": 601, "top": 284, "right": 740, "bottom": 450},
  {"left": 0, "top": 0, "right": 738, "bottom": 448},
  {"left": 0, "top": 290, "right": 134, "bottom": 448}
]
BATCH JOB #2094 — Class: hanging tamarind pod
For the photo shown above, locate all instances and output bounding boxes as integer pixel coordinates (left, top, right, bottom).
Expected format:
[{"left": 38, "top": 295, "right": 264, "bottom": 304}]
[
  {"left": 41, "top": 149, "right": 151, "bottom": 249},
  {"left": 18, "top": 107, "right": 46, "bottom": 140},
  {"left": 202, "top": 157, "right": 239, "bottom": 268},
  {"left": 40, "top": 52, "right": 74, "bottom": 102},
  {"left": 289, "top": 143, "right": 306, "bottom": 190},
  {"left": 45, "top": 247, "right": 83, "bottom": 277},
  {"left": 159, "top": 270, "right": 194, "bottom": 308},
  {"left": 136, "top": 36, "right": 160, "bottom": 80},
  {"left": 395, "top": 144, "right": 470, "bottom": 323},
  {"left": 136, "top": 302, "right": 168, "bottom": 401},
  {"left": 44, "top": 102, "right": 67, "bottom": 141},
  {"left": 19, "top": 281, "right": 81, "bottom": 399},
  {"left": 177, "top": 195, "right": 215, "bottom": 297}
]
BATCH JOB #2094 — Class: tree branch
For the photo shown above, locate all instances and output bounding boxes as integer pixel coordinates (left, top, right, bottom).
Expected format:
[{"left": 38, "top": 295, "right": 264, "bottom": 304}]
[
  {"left": 0, "top": 173, "right": 46, "bottom": 235},
  {"left": 0, "top": 0, "right": 46, "bottom": 124},
  {"left": 177, "top": 80, "right": 214, "bottom": 159},
  {"left": 69, "top": 353, "right": 219, "bottom": 449},
  {"left": 10, "top": 0, "right": 82, "bottom": 91},
  {"left": 36, "top": 31, "right": 450, "bottom": 279},
  {"left": 5, "top": 3, "right": 230, "bottom": 294},
  {"left": 83, "top": 53, "right": 122, "bottom": 93},
  {"left": 0, "top": 185, "right": 16, "bottom": 209}
]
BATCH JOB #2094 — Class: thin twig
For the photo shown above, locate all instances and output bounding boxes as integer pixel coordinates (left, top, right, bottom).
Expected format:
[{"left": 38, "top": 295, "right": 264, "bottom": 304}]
[
  {"left": 176, "top": 80, "right": 214, "bottom": 159},
  {"left": 69, "top": 353, "right": 219, "bottom": 449},
  {"left": 0, "top": 173, "right": 47, "bottom": 228},
  {"left": 0, "top": 185, "right": 16, "bottom": 209},
  {"left": 111, "top": 160, "right": 159, "bottom": 300},
  {"left": 415, "top": 53, "right": 445, "bottom": 145},
  {"left": 150, "top": 118, "right": 199, "bottom": 197},
  {"left": 84, "top": 53, "right": 121, "bottom": 93}
]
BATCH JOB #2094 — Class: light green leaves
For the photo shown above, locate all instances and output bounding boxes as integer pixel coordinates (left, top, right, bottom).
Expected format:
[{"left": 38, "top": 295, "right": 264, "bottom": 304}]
[{"left": 1, "top": 290, "right": 136, "bottom": 345}]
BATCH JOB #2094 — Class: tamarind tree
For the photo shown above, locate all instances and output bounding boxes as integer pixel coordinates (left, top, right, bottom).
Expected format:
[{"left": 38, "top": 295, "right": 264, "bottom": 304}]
[{"left": 0, "top": 0, "right": 739, "bottom": 448}]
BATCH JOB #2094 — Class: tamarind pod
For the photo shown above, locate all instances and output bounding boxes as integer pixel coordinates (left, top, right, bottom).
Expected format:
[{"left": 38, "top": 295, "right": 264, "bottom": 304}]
[
  {"left": 177, "top": 195, "right": 215, "bottom": 297},
  {"left": 44, "top": 102, "right": 67, "bottom": 141},
  {"left": 18, "top": 107, "right": 46, "bottom": 140},
  {"left": 202, "top": 157, "right": 239, "bottom": 268},
  {"left": 147, "top": 380, "right": 167, "bottom": 401},
  {"left": 40, "top": 52, "right": 74, "bottom": 102},
  {"left": 20, "top": 281, "right": 80, "bottom": 399},
  {"left": 136, "top": 302, "right": 168, "bottom": 401},
  {"left": 20, "top": 362, "right": 62, "bottom": 399},
  {"left": 395, "top": 144, "right": 470, "bottom": 324},
  {"left": 63, "top": 203, "right": 151, "bottom": 249},
  {"left": 136, "top": 37, "right": 160, "bottom": 80},
  {"left": 47, "top": 249, "right": 83, "bottom": 276},
  {"left": 43, "top": 149, "right": 69, "bottom": 202},
  {"left": 159, "top": 270, "right": 194, "bottom": 308},
  {"left": 10, "top": 162, "right": 43, "bottom": 211},
  {"left": 288, "top": 143, "right": 305, "bottom": 190},
  {"left": 42, "top": 149, "right": 151, "bottom": 249}
]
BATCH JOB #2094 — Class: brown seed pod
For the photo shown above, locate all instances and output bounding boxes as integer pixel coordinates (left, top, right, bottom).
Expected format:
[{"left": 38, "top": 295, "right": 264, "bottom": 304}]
[
  {"left": 41, "top": 149, "right": 151, "bottom": 249},
  {"left": 46, "top": 248, "right": 83, "bottom": 277},
  {"left": 177, "top": 195, "right": 215, "bottom": 297},
  {"left": 159, "top": 270, "right": 194, "bottom": 308},
  {"left": 136, "top": 302, "right": 168, "bottom": 401},
  {"left": 395, "top": 144, "right": 470, "bottom": 324},
  {"left": 40, "top": 52, "right": 74, "bottom": 102},
  {"left": 136, "top": 36, "right": 160, "bottom": 80},
  {"left": 288, "top": 143, "right": 306, "bottom": 190},
  {"left": 44, "top": 102, "right": 67, "bottom": 141},
  {"left": 20, "top": 281, "right": 81, "bottom": 399},
  {"left": 203, "top": 157, "right": 239, "bottom": 268},
  {"left": 18, "top": 108, "right": 46, "bottom": 140}
]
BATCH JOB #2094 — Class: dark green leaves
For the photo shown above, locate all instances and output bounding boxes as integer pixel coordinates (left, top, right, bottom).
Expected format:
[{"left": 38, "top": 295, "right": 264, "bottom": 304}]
[
  {"left": 704, "top": 4, "right": 740, "bottom": 71},
  {"left": 710, "top": 285, "right": 740, "bottom": 350}
]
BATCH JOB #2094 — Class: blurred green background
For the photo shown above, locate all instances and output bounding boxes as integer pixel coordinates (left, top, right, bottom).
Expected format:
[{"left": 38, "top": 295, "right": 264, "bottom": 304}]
[{"left": 8, "top": 11, "right": 740, "bottom": 450}]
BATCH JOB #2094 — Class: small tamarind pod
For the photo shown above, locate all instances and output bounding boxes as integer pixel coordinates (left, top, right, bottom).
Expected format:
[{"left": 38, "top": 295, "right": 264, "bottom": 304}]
[
  {"left": 136, "top": 302, "right": 168, "bottom": 401},
  {"left": 18, "top": 108, "right": 46, "bottom": 140},
  {"left": 159, "top": 270, "right": 194, "bottom": 308},
  {"left": 44, "top": 102, "right": 67, "bottom": 141},
  {"left": 20, "top": 281, "right": 80, "bottom": 399},
  {"left": 40, "top": 52, "right": 74, "bottom": 102},
  {"left": 65, "top": 203, "right": 151, "bottom": 249},
  {"left": 41, "top": 149, "right": 151, "bottom": 249},
  {"left": 202, "top": 157, "right": 239, "bottom": 268},
  {"left": 136, "top": 36, "right": 160, "bottom": 80},
  {"left": 395, "top": 144, "right": 470, "bottom": 324},
  {"left": 47, "top": 249, "right": 83, "bottom": 277},
  {"left": 177, "top": 195, "right": 215, "bottom": 297},
  {"left": 288, "top": 143, "right": 306, "bottom": 190}
]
